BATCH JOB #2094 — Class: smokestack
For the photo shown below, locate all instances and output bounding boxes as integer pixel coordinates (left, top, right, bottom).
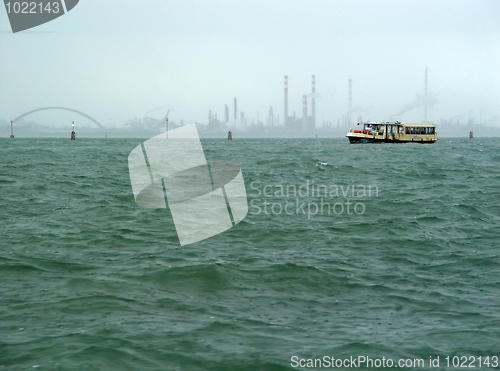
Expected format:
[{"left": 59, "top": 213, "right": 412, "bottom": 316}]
[
  {"left": 284, "top": 75, "right": 288, "bottom": 127},
  {"left": 233, "top": 97, "right": 237, "bottom": 122},
  {"left": 424, "top": 68, "right": 428, "bottom": 123},
  {"left": 348, "top": 78, "right": 352, "bottom": 126},
  {"left": 302, "top": 94, "right": 308, "bottom": 131},
  {"left": 224, "top": 104, "right": 229, "bottom": 123},
  {"left": 311, "top": 75, "right": 316, "bottom": 128}
]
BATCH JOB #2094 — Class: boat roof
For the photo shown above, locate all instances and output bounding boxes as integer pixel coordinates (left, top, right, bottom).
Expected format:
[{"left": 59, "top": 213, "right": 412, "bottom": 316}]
[
  {"left": 400, "top": 123, "right": 436, "bottom": 127},
  {"left": 361, "top": 122, "right": 436, "bottom": 127}
]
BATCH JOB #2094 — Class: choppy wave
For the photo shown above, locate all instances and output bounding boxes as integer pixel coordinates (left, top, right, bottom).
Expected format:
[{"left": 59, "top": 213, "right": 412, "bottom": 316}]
[{"left": 1, "top": 137, "right": 499, "bottom": 370}]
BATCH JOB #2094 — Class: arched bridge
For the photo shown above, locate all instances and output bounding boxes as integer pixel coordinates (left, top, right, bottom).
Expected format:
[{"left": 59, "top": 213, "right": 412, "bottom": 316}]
[{"left": 12, "top": 107, "right": 107, "bottom": 137}]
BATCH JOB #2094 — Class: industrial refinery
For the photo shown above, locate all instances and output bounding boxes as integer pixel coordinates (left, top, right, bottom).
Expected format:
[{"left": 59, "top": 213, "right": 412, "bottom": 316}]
[
  {"left": 4, "top": 71, "right": 499, "bottom": 139},
  {"left": 199, "top": 74, "right": 339, "bottom": 138}
]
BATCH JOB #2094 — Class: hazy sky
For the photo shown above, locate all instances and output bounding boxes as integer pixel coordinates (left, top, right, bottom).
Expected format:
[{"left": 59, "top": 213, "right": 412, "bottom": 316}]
[{"left": 1, "top": 0, "right": 499, "bottom": 128}]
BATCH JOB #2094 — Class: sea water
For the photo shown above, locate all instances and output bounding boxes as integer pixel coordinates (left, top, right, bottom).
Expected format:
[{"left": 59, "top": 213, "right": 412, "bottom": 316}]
[{"left": 1, "top": 138, "right": 499, "bottom": 370}]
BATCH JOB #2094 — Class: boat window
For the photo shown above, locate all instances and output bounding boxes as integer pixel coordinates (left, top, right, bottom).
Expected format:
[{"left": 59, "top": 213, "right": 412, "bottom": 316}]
[{"left": 403, "top": 126, "right": 435, "bottom": 135}]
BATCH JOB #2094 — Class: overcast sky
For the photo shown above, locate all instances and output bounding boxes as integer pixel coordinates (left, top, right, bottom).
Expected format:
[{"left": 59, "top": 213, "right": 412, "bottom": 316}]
[{"left": 1, "top": 0, "right": 499, "bottom": 128}]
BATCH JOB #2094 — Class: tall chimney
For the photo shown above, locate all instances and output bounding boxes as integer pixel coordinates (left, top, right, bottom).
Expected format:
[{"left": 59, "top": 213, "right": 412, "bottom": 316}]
[
  {"left": 311, "top": 75, "right": 316, "bottom": 128},
  {"left": 424, "top": 68, "right": 428, "bottom": 123},
  {"left": 284, "top": 75, "right": 288, "bottom": 127},
  {"left": 302, "top": 94, "right": 308, "bottom": 131},
  {"left": 233, "top": 97, "right": 237, "bottom": 123},
  {"left": 348, "top": 78, "right": 352, "bottom": 126}
]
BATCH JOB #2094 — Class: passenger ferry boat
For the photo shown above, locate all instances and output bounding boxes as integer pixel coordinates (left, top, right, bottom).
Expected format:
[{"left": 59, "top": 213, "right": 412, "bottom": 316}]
[{"left": 346, "top": 121, "right": 437, "bottom": 144}]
